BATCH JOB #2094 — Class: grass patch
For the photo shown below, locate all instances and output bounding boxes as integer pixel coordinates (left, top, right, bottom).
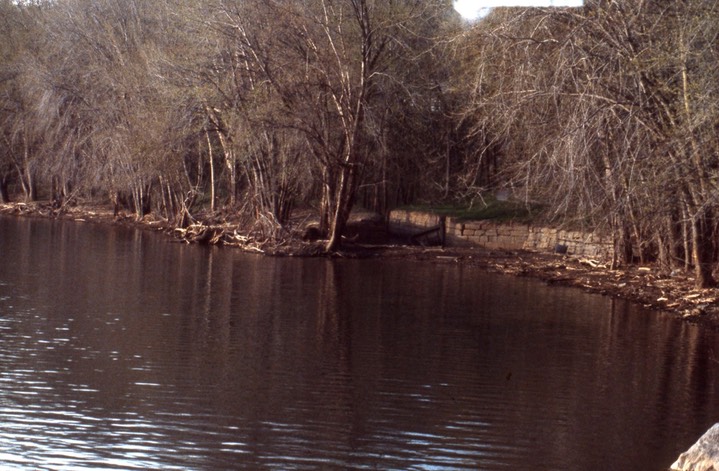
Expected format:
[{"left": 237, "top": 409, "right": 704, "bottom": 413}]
[{"left": 401, "top": 199, "right": 542, "bottom": 222}]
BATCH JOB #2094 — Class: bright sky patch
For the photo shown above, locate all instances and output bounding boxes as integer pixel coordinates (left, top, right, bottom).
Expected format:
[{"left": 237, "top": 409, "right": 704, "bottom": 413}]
[{"left": 454, "top": 0, "right": 584, "bottom": 20}]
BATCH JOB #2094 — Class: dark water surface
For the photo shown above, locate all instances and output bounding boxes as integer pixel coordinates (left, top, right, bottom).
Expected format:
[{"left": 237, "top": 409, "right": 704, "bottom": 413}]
[{"left": 1, "top": 216, "right": 718, "bottom": 470}]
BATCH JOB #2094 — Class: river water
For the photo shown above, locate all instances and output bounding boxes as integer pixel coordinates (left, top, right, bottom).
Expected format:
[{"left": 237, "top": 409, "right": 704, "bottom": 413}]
[{"left": 1, "top": 216, "right": 718, "bottom": 470}]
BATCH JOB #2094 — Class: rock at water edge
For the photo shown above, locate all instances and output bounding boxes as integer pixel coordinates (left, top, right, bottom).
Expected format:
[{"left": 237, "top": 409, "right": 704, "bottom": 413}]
[{"left": 672, "top": 423, "right": 719, "bottom": 471}]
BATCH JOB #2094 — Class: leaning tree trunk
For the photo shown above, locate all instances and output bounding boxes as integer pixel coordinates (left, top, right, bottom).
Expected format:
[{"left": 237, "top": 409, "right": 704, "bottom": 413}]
[
  {"left": 21, "top": 171, "right": 36, "bottom": 202},
  {"left": 325, "top": 160, "right": 359, "bottom": 252},
  {"left": 16, "top": 157, "right": 36, "bottom": 202}
]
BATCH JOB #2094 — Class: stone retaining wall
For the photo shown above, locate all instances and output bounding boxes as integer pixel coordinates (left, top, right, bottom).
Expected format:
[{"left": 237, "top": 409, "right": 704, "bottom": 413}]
[{"left": 388, "top": 209, "right": 613, "bottom": 260}]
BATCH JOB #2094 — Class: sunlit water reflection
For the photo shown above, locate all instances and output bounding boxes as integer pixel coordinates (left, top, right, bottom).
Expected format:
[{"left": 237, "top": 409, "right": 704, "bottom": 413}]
[{"left": 1, "top": 216, "right": 718, "bottom": 470}]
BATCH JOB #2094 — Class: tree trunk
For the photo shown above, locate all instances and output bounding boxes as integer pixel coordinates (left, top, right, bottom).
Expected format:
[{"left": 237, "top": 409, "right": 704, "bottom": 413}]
[
  {"left": 132, "top": 186, "right": 143, "bottom": 219},
  {"left": 110, "top": 190, "right": 121, "bottom": 217},
  {"left": 205, "top": 129, "right": 216, "bottom": 212},
  {"left": 0, "top": 175, "right": 10, "bottom": 203},
  {"left": 691, "top": 210, "right": 716, "bottom": 288},
  {"left": 51, "top": 176, "right": 63, "bottom": 208},
  {"left": 325, "top": 163, "right": 357, "bottom": 252},
  {"left": 682, "top": 205, "right": 692, "bottom": 271},
  {"left": 319, "top": 167, "right": 332, "bottom": 237},
  {"left": 17, "top": 156, "right": 36, "bottom": 202},
  {"left": 20, "top": 138, "right": 36, "bottom": 202},
  {"left": 657, "top": 212, "right": 684, "bottom": 272},
  {"left": 610, "top": 219, "right": 633, "bottom": 270},
  {"left": 217, "top": 132, "right": 236, "bottom": 208},
  {"left": 23, "top": 170, "right": 36, "bottom": 202}
]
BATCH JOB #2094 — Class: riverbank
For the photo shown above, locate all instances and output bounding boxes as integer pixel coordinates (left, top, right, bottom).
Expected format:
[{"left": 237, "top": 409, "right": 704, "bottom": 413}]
[{"left": 2, "top": 200, "right": 719, "bottom": 330}]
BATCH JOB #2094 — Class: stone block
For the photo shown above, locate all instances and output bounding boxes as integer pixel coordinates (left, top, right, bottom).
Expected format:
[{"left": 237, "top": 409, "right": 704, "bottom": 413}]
[{"left": 672, "top": 423, "right": 719, "bottom": 471}]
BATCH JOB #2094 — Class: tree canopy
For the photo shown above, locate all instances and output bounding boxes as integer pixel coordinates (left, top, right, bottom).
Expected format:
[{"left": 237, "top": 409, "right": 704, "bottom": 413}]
[{"left": 2, "top": 0, "right": 719, "bottom": 285}]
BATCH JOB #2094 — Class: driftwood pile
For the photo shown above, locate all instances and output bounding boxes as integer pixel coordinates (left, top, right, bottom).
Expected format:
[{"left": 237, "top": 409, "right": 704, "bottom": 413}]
[
  {"left": 0, "top": 202, "right": 62, "bottom": 217},
  {"left": 172, "top": 222, "right": 329, "bottom": 256},
  {"left": 172, "top": 223, "right": 268, "bottom": 252}
]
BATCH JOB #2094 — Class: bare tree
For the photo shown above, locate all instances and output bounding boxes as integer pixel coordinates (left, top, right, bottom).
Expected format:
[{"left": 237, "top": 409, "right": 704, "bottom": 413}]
[
  {"left": 452, "top": 0, "right": 719, "bottom": 287},
  {"left": 0, "top": 1, "right": 46, "bottom": 203},
  {"left": 211, "top": 0, "right": 452, "bottom": 250}
]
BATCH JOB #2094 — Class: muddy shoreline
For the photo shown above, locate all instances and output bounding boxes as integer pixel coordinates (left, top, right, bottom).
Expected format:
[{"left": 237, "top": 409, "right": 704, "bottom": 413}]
[{"left": 3, "top": 201, "right": 719, "bottom": 330}]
